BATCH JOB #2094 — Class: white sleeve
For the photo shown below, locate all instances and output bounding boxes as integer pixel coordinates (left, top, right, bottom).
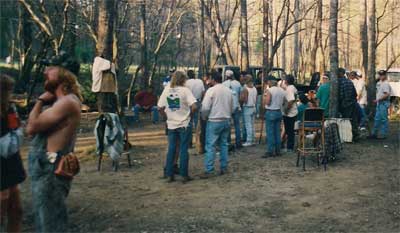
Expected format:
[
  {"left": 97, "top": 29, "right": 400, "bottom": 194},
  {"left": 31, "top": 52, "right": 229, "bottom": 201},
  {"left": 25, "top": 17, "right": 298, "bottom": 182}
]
[
  {"left": 286, "top": 87, "right": 295, "bottom": 102},
  {"left": 185, "top": 88, "right": 197, "bottom": 106},
  {"left": 157, "top": 89, "right": 167, "bottom": 108},
  {"left": 201, "top": 90, "right": 212, "bottom": 112},
  {"left": 382, "top": 83, "right": 391, "bottom": 95},
  {"left": 94, "top": 57, "right": 111, "bottom": 72}
]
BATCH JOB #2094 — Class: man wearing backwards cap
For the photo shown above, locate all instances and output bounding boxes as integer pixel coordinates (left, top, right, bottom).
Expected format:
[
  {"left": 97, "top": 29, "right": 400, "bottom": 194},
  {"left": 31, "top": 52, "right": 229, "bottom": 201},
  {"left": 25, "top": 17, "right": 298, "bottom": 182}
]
[
  {"left": 26, "top": 52, "right": 82, "bottom": 232},
  {"left": 369, "top": 70, "right": 392, "bottom": 139}
]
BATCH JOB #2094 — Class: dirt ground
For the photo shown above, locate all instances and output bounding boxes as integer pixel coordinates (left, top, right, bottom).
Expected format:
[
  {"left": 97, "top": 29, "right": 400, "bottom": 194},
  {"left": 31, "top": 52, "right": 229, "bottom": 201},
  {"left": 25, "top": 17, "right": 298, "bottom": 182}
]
[{"left": 18, "top": 119, "right": 400, "bottom": 233}]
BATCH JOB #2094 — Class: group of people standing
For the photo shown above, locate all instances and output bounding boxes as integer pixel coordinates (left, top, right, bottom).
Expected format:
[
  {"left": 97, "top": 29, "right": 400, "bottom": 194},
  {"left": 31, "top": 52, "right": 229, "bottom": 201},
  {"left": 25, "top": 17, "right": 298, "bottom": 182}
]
[
  {"left": 157, "top": 68, "right": 301, "bottom": 182},
  {"left": 157, "top": 67, "right": 393, "bottom": 183}
]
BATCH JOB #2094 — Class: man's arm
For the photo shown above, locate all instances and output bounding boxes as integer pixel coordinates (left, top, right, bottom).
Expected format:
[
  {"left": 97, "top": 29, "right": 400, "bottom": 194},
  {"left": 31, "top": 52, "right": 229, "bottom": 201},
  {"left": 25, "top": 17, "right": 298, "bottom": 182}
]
[
  {"left": 201, "top": 91, "right": 212, "bottom": 120},
  {"left": 26, "top": 98, "right": 74, "bottom": 135},
  {"left": 240, "top": 88, "right": 248, "bottom": 105},
  {"left": 263, "top": 90, "right": 271, "bottom": 107}
]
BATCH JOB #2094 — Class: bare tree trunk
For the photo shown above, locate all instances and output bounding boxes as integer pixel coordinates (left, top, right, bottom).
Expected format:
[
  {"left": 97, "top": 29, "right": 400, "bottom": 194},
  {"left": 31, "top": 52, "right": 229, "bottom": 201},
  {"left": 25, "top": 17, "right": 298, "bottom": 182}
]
[
  {"left": 198, "top": 0, "right": 206, "bottom": 78},
  {"left": 346, "top": 1, "right": 350, "bottom": 68},
  {"left": 329, "top": 0, "right": 339, "bottom": 118},
  {"left": 240, "top": 0, "right": 249, "bottom": 72},
  {"left": 281, "top": 38, "right": 286, "bottom": 71},
  {"left": 360, "top": 0, "right": 368, "bottom": 78},
  {"left": 65, "top": 0, "right": 77, "bottom": 56},
  {"left": 17, "top": 3, "right": 34, "bottom": 92},
  {"left": 96, "top": 0, "right": 115, "bottom": 60},
  {"left": 367, "top": 0, "right": 377, "bottom": 118},
  {"left": 262, "top": 0, "right": 270, "bottom": 75},
  {"left": 140, "top": 0, "right": 149, "bottom": 88},
  {"left": 292, "top": 0, "right": 300, "bottom": 77},
  {"left": 311, "top": 0, "right": 322, "bottom": 73}
]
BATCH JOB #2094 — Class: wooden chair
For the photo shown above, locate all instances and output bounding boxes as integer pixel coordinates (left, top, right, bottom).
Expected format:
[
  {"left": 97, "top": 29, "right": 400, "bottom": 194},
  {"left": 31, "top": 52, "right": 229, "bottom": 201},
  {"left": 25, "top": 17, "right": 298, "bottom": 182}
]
[
  {"left": 296, "top": 108, "right": 327, "bottom": 171},
  {"left": 96, "top": 114, "right": 132, "bottom": 172}
]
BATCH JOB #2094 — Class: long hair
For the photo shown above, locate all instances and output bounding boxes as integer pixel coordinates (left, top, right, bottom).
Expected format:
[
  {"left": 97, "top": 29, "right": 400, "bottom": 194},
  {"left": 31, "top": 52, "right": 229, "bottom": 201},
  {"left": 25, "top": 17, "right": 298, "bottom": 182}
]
[
  {"left": 57, "top": 67, "right": 83, "bottom": 101},
  {"left": 170, "top": 71, "right": 187, "bottom": 88},
  {"left": 0, "top": 74, "right": 14, "bottom": 118}
]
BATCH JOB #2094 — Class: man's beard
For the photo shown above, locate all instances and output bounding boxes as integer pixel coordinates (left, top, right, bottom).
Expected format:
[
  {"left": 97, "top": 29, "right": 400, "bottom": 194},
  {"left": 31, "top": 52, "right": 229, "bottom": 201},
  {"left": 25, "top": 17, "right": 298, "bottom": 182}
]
[{"left": 44, "top": 79, "right": 61, "bottom": 93}]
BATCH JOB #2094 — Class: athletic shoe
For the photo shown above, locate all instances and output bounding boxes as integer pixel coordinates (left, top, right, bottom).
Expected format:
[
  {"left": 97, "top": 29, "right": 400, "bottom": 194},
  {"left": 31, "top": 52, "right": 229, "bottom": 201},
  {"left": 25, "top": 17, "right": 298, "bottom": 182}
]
[{"left": 243, "top": 142, "right": 253, "bottom": 147}]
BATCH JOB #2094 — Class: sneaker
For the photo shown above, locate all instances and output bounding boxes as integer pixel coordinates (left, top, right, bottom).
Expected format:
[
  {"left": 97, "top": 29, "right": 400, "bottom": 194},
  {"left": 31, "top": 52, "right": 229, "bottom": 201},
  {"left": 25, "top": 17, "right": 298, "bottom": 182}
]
[
  {"left": 275, "top": 150, "right": 282, "bottom": 156},
  {"left": 219, "top": 169, "right": 227, "bottom": 176},
  {"left": 243, "top": 142, "right": 253, "bottom": 147},
  {"left": 167, "top": 176, "right": 175, "bottom": 183},
  {"left": 367, "top": 134, "right": 378, "bottom": 139},
  {"left": 182, "top": 176, "right": 193, "bottom": 184}
]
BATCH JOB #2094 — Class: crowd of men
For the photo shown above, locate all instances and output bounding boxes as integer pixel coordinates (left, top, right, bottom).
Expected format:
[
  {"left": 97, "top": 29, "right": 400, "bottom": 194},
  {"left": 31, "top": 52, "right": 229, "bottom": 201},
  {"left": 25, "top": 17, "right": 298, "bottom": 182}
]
[
  {"left": 1, "top": 51, "right": 392, "bottom": 232},
  {"left": 155, "top": 67, "right": 393, "bottom": 182}
]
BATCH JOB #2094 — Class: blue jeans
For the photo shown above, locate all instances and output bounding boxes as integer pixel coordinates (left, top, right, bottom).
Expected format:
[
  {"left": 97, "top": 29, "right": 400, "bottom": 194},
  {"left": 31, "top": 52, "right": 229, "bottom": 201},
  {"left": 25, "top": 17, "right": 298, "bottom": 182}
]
[
  {"left": 256, "top": 95, "right": 262, "bottom": 116},
  {"left": 165, "top": 126, "right": 191, "bottom": 177},
  {"left": 265, "top": 110, "right": 282, "bottom": 153},
  {"left": 373, "top": 101, "right": 389, "bottom": 137},
  {"left": 243, "top": 106, "right": 255, "bottom": 143},
  {"left": 28, "top": 135, "right": 71, "bottom": 233},
  {"left": 230, "top": 108, "right": 242, "bottom": 146},
  {"left": 359, "top": 104, "right": 367, "bottom": 127},
  {"left": 133, "top": 105, "right": 159, "bottom": 123},
  {"left": 242, "top": 110, "right": 247, "bottom": 141},
  {"left": 205, "top": 120, "right": 230, "bottom": 173}
]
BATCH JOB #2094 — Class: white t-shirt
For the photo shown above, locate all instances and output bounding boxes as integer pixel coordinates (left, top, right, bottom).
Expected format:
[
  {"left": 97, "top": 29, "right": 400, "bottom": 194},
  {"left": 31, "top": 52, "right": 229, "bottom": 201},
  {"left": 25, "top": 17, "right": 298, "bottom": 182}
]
[
  {"left": 92, "top": 56, "right": 116, "bottom": 92},
  {"left": 376, "top": 80, "right": 392, "bottom": 100},
  {"left": 352, "top": 79, "right": 367, "bottom": 105},
  {"left": 201, "top": 84, "right": 233, "bottom": 121},
  {"left": 185, "top": 79, "right": 205, "bottom": 100},
  {"left": 265, "top": 86, "right": 286, "bottom": 110},
  {"left": 283, "top": 85, "right": 298, "bottom": 117},
  {"left": 244, "top": 85, "right": 257, "bottom": 107},
  {"left": 158, "top": 86, "right": 197, "bottom": 129}
]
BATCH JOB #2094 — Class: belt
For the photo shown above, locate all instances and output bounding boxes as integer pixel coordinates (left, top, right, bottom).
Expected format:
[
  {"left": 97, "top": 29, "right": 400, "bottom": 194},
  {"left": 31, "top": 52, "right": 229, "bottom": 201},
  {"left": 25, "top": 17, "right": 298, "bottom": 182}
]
[{"left": 266, "top": 109, "right": 280, "bottom": 111}]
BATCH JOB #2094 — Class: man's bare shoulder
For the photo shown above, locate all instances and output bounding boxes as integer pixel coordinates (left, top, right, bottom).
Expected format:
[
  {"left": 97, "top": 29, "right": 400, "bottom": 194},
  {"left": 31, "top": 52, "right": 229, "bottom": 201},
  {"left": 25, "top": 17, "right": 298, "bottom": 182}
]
[{"left": 54, "top": 95, "right": 81, "bottom": 112}]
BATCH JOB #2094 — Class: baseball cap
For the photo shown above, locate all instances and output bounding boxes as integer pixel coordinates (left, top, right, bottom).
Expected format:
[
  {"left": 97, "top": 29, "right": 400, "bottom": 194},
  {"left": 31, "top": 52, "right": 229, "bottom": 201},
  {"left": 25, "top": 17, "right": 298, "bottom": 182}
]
[
  {"left": 225, "top": 70, "right": 234, "bottom": 78},
  {"left": 40, "top": 51, "right": 80, "bottom": 75},
  {"left": 378, "top": 70, "right": 387, "bottom": 76}
]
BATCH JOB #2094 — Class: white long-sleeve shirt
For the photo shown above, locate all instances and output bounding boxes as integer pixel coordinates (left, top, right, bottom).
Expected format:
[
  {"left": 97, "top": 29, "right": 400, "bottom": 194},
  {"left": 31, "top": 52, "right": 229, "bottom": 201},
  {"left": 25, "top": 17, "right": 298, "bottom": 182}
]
[
  {"left": 201, "top": 83, "right": 233, "bottom": 121},
  {"left": 92, "top": 56, "right": 116, "bottom": 92}
]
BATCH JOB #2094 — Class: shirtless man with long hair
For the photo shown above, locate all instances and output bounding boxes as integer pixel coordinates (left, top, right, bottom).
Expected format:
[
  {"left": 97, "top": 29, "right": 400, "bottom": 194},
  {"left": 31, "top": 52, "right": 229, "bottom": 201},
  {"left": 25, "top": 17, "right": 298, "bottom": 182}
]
[{"left": 26, "top": 64, "right": 82, "bottom": 232}]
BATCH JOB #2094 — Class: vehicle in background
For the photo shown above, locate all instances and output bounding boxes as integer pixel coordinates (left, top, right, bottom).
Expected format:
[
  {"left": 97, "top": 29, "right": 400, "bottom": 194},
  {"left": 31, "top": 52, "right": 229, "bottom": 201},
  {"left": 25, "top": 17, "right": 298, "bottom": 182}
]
[
  {"left": 384, "top": 68, "right": 400, "bottom": 115},
  {"left": 248, "top": 66, "right": 287, "bottom": 80},
  {"left": 215, "top": 65, "right": 241, "bottom": 81},
  {"left": 386, "top": 68, "right": 400, "bottom": 98}
]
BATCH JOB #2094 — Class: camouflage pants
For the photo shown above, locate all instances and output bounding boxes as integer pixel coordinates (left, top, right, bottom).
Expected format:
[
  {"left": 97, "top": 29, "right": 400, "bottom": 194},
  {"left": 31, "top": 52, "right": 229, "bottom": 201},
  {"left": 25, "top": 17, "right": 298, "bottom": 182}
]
[{"left": 29, "top": 150, "right": 71, "bottom": 233}]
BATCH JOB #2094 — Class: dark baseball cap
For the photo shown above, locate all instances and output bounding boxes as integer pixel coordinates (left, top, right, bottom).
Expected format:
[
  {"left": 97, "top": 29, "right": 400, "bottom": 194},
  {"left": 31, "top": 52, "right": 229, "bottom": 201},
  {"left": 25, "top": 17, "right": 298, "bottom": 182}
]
[
  {"left": 378, "top": 70, "right": 387, "bottom": 76},
  {"left": 40, "top": 51, "right": 80, "bottom": 75}
]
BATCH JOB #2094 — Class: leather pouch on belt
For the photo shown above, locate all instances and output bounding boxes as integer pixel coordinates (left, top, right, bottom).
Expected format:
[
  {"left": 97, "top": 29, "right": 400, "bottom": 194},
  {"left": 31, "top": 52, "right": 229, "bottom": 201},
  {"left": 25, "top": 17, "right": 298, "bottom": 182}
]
[{"left": 54, "top": 153, "right": 80, "bottom": 179}]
